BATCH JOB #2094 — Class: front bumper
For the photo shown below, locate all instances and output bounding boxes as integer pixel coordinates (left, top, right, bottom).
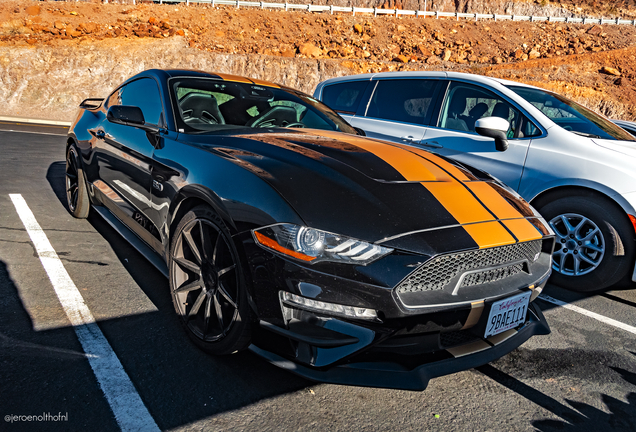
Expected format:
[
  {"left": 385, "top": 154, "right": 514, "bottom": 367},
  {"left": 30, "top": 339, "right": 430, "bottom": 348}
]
[{"left": 250, "top": 301, "right": 549, "bottom": 391}]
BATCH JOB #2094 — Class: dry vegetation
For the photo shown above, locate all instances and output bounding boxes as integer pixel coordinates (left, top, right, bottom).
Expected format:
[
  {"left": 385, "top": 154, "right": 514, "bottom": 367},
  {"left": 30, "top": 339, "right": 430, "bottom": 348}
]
[{"left": 1, "top": 0, "right": 635, "bottom": 120}]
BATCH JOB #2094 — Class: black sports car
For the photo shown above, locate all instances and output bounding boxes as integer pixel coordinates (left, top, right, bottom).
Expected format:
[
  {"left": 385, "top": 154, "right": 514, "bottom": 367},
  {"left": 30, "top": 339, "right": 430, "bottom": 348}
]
[{"left": 66, "top": 69, "right": 554, "bottom": 390}]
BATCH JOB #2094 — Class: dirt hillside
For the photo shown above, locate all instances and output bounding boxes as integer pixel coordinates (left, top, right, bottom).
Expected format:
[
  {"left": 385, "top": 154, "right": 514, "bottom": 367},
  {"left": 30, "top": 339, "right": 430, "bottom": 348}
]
[{"left": 1, "top": 0, "right": 635, "bottom": 121}]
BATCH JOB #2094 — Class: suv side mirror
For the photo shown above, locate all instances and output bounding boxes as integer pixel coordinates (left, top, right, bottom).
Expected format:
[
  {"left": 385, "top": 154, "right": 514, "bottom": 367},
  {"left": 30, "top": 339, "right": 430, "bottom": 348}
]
[
  {"left": 475, "top": 117, "right": 510, "bottom": 152},
  {"left": 107, "top": 105, "right": 159, "bottom": 133}
]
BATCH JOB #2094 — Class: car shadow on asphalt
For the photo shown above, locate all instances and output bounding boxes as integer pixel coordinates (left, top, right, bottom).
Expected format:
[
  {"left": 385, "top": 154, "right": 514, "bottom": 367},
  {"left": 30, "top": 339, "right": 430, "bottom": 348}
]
[
  {"left": 478, "top": 351, "right": 636, "bottom": 431},
  {"left": 43, "top": 161, "right": 313, "bottom": 429}
]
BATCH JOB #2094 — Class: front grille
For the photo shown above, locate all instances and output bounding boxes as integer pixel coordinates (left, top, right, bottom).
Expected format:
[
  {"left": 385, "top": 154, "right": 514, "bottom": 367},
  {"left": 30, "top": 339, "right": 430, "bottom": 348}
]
[
  {"left": 460, "top": 263, "right": 525, "bottom": 288},
  {"left": 396, "top": 240, "right": 542, "bottom": 294}
]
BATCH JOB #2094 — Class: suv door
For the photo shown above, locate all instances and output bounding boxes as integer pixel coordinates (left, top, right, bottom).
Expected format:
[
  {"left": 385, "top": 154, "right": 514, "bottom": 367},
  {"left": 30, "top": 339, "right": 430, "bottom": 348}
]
[
  {"left": 422, "top": 81, "right": 541, "bottom": 191},
  {"left": 337, "top": 79, "right": 443, "bottom": 146}
]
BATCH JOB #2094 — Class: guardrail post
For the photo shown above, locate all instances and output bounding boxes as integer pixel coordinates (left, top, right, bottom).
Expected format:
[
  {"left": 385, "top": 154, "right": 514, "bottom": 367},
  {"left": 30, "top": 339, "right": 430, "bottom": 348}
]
[
  {"left": 285, "top": 2, "right": 288, "bottom": 11},
  {"left": 260, "top": 1, "right": 263, "bottom": 8},
  {"left": 565, "top": 16, "right": 569, "bottom": 23},
  {"left": 374, "top": 7, "right": 377, "bottom": 16},
  {"left": 616, "top": 17, "right": 620, "bottom": 24},
  {"left": 436, "top": 11, "right": 439, "bottom": 19},
  {"left": 352, "top": 7, "right": 356, "bottom": 16},
  {"left": 583, "top": 17, "right": 587, "bottom": 24},
  {"left": 395, "top": 9, "right": 398, "bottom": 17},
  {"left": 330, "top": 5, "right": 333, "bottom": 14}
]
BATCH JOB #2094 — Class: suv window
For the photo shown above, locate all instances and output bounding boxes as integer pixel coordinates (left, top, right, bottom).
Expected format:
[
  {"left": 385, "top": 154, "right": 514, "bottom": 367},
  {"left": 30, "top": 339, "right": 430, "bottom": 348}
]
[
  {"left": 119, "top": 78, "right": 164, "bottom": 126},
  {"left": 366, "top": 79, "right": 440, "bottom": 125},
  {"left": 321, "top": 81, "right": 369, "bottom": 114},
  {"left": 439, "top": 82, "right": 540, "bottom": 138}
]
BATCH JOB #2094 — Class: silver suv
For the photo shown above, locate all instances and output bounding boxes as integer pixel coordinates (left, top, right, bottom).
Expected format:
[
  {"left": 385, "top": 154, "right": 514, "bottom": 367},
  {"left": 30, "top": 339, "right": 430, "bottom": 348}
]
[{"left": 315, "top": 71, "right": 636, "bottom": 292}]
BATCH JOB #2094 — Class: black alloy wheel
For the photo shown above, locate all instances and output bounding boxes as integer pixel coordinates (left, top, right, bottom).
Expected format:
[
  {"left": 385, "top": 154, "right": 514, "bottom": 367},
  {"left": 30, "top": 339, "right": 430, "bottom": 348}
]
[
  {"left": 169, "top": 206, "right": 251, "bottom": 355},
  {"left": 65, "top": 145, "right": 90, "bottom": 218}
]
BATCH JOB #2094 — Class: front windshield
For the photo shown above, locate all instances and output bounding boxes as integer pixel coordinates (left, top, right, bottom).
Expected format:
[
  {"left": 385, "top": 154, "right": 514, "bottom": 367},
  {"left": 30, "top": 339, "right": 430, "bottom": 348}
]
[
  {"left": 169, "top": 77, "right": 358, "bottom": 135},
  {"left": 507, "top": 85, "right": 635, "bottom": 141}
]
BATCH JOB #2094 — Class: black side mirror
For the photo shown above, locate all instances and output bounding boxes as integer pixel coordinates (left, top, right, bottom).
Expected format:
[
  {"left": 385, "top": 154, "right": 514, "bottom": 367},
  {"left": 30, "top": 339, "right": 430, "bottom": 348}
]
[
  {"left": 475, "top": 117, "right": 510, "bottom": 152},
  {"left": 107, "top": 105, "right": 145, "bottom": 126},
  {"left": 354, "top": 127, "right": 366, "bottom": 136}
]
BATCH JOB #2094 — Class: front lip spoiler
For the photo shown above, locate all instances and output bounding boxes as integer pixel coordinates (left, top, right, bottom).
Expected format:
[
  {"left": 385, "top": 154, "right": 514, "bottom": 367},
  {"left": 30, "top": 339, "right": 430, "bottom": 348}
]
[{"left": 248, "top": 302, "right": 550, "bottom": 391}]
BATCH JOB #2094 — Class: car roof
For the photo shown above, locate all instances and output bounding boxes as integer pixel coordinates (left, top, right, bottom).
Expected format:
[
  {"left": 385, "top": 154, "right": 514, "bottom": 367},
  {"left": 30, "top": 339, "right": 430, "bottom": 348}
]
[
  {"left": 141, "top": 68, "right": 283, "bottom": 88},
  {"left": 317, "top": 70, "right": 537, "bottom": 90}
]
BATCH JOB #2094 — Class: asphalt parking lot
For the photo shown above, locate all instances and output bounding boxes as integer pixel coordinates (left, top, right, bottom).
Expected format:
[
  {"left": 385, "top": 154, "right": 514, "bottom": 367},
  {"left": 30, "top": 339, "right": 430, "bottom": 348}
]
[{"left": 1, "top": 123, "right": 635, "bottom": 431}]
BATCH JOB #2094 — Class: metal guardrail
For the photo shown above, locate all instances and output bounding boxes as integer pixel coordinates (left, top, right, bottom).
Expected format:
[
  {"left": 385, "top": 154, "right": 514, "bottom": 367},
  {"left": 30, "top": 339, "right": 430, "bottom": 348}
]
[{"left": 125, "top": 0, "right": 636, "bottom": 25}]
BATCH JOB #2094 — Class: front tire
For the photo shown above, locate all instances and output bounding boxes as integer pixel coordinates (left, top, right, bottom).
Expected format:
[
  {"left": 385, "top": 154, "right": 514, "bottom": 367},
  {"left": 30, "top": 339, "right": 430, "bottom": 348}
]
[
  {"left": 537, "top": 196, "right": 635, "bottom": 292},
  {"left": 169, "top": 205, "right": 251, "bottom": 355},
  {"left": 65, "top": 145, "right": 90, "bottom": 219}
]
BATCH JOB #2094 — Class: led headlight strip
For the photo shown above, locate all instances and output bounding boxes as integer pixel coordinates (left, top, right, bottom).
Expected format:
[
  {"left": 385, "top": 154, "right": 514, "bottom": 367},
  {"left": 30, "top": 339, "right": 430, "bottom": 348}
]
[
  {"left": 280, "top": 291, "right": 380, "bottom": 321},
  {"left": 253, "top": 223, "right": 392, "bottom": 265}
]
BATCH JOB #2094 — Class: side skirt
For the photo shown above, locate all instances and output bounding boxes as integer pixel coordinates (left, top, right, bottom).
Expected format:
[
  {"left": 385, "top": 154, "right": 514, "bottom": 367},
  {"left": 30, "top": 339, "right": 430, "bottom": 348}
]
[{"left": 92, "top": 205, "right": 169, "bottom": 278}]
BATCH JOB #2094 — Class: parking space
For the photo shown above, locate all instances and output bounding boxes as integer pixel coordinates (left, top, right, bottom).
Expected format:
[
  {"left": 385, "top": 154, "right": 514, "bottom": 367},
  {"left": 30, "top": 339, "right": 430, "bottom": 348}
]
[{"left": 1, "top": 127, "right": 635, "bottom": 431}]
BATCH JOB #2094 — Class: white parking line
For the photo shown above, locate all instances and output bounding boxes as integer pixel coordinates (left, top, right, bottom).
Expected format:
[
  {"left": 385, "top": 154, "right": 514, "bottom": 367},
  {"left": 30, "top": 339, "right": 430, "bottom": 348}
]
[
  {"left": 539, "top": 294, "right": 636, "bottom": 336},
  {"left": 9, "top": 194, "right": 160, "bottom": 432}
]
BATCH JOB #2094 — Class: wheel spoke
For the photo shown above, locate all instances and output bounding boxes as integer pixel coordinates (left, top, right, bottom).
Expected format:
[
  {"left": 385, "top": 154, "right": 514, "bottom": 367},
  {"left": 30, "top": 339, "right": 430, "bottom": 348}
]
[
  {"left": 584, "top": 242, "right": 603, "bottom": 253},
  {"left": 183, "top": 228, "right": 202, "bottom": 265},
  {"left": 212, "top": 232, "right": 222, "bottom": 264},
  {"left": 188, "top": 290, "right": 207, "bottom": 318},
  {"left": 217, "top": 264, "right": 235, "bottom": 279},
  {"left": 579, "top": 253, "right": 600, "bottom": 266},
  {"left": 558, "top": 251, "right": 568, "bottom": 270},
  {"left": 573, "top": 256, "right": 581, "bottom": 276},
  {"left": 580, "top": 227, "right": 601, "bottom": 243},
  {"left": 198, "top": 220, "right": 209, "bottom": 261},
  {"left": 213, "top": 294, "right": 225, "bottom": 335},
  {"left": 174, "top": 278, "right": 203, "bottom": 294},
  {"left": 217, "top": 281, "right": 237, "bottom": 309},
  {"left": 560, "top": 215, "right": 577, "bottom": 235},
  {"left": 203, "top": 295, "right": 212, "bottom": 335},
  {"left": 548, "top": 220, "right": 566, "bottom": 238},
  {"left": 173, "top": 256, "right": 200, "bottom": 274}
]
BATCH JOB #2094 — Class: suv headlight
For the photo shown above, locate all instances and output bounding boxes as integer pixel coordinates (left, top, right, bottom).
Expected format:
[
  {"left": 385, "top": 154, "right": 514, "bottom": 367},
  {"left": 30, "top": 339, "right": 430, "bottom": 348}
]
[{"left": 252, "top": 223, "right": 392, "bottom": 265}]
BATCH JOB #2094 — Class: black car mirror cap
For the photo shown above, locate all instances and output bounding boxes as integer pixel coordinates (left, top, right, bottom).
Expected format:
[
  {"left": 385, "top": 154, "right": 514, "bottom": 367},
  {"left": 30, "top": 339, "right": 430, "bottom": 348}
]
[
  {"left": 107, "top": 105, "right": 160, "bottom": 133},
  {"left": 475, "top": 116, "right": 510, "bottom": 152},
  {"left": 353, "top": 127, "right": 366, "bottom": 136}
]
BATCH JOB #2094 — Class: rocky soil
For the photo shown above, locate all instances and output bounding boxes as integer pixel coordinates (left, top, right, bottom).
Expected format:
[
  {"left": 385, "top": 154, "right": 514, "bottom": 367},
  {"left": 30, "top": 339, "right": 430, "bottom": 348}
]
[{"left": 1, "top": 0, "right": 635, "bottom": 121}]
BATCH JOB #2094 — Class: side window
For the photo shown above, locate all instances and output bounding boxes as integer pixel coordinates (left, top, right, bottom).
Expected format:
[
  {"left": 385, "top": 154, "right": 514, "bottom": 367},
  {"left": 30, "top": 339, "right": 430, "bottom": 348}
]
[
  {"left": 366, "top": 79, "right": 439, "bottom": 125},
  {"left": 321, "top": 81, "right": 369, "bottom": 114},
  {"left": 439, "top": 82, "right": 539, "bottom": 138},
  {"left": 120, "top": 78, "right": 164, "bottom": 126},
  {"left": 105, "top": 87, "right": 123, "bottom": 109}
]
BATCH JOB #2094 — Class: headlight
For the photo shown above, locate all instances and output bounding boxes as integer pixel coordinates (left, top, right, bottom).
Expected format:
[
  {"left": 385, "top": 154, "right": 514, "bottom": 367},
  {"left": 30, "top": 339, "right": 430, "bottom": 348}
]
[{"left": 252, "top": 223, "right": 392, "bottom": 265}]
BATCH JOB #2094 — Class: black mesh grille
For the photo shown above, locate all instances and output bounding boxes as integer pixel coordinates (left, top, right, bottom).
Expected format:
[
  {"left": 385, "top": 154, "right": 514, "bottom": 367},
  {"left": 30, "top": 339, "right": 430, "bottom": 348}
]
[
  {"left": 460, "top": 263, "right": 525, "bottom": 288},
  {"left": 396, "top": 240, "right": 542, "bottom": 294}
]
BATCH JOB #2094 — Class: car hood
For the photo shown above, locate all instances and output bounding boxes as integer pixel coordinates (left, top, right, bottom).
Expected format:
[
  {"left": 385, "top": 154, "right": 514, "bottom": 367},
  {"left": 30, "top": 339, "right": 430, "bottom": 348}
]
[
  {"left": 202, "top": 129, "right": 547, "bottom": 253},
  {"left": 592, "top": 138, "right": 636, "bottom": 158}
]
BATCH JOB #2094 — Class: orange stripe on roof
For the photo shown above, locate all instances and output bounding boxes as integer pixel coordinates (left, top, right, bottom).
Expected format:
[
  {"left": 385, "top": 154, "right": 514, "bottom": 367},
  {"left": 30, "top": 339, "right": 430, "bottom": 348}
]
[
  {"left": 502, "top": 219, "right": 543, "bottom": 243},
  {"left": 215, "top": 73, "right": 252, "bottom": 84},
  {"left": 463, "top": 221, "right": 516, "bottom": 249},
  {"left": 250, "top": 78, "right": 280, "bottom": 88}
]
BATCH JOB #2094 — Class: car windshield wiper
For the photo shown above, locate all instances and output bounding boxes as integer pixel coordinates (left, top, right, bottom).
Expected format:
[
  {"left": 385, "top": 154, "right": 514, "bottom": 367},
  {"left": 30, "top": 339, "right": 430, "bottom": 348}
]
[{"left": 571, "top": 131, "right": 602, "bottom": 139}]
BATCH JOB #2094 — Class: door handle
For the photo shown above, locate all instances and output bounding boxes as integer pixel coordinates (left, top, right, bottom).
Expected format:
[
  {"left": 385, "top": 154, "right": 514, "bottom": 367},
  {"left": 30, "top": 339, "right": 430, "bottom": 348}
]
[
  {"left": 421, "top": 141, "right": 442, "bottom": 149},
  {"left": 400, "top": 135, "right": 420, "bottom": 143}
]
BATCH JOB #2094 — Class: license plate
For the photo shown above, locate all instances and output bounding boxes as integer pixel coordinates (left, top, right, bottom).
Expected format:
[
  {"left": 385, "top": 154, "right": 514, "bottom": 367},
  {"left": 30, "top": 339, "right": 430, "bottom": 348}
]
[{"left": 484, "top": 291, "right": 532, "bottom": 338}]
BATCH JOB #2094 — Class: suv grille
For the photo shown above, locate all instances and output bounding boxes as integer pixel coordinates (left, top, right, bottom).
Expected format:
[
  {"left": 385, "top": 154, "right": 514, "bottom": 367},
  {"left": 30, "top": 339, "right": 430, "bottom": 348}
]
[{"left": 396, "top": 240, "right": 542, "bottom": 294}]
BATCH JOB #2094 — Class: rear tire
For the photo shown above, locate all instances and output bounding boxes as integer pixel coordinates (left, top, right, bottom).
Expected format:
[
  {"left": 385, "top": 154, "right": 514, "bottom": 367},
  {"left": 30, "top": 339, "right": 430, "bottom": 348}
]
[
  {"left": 537, "top": 196, "right": 634, "bottom": 292},
  {"left": 169, "top": 205, "right": 251, "bottom": 355},
  {"left": 65, "top": 145, "right": 90, "bottom": 219}
]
